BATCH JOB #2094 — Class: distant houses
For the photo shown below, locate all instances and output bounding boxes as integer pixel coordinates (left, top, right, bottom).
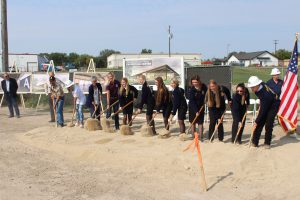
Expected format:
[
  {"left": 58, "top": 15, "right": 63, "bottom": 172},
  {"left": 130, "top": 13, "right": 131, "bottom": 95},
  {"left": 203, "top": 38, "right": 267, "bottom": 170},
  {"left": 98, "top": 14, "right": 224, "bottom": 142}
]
[{"left": 226, "top": 51, "right": 278, "bottom": 67}]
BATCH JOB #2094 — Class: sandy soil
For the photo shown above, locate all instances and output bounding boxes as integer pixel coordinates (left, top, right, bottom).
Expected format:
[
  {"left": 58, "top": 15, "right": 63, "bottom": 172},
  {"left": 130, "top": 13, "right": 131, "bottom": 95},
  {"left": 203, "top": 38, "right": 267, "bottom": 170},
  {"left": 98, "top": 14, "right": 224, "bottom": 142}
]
[{"left": 1, "top": 108, "right": 300, "bottom": 200}]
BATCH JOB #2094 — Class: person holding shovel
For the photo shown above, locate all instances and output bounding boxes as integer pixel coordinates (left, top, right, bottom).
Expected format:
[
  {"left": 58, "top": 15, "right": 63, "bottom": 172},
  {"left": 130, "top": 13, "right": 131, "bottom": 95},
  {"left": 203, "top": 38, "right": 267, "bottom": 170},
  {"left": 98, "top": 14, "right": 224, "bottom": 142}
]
[
  {"left": 247, "top": 76, "right": 278, "bottom": 149},
  {"left": 188, "top": 75, "right": 207, "bottom": 140},
  {"left": 87, "top": 76, "right": 102, "bottom": 120},
  {"left": 66, "top": 80, "right": 86, "bottom": 128},
  {"left": 46, "top": 72, "right": 55, "bottom": 122},
  {"left": 155, "top": 77, "right": 173, "bottom": 130},
  {"left": 118, "top": 77, "right": 138, "bottom": 126},
  {"left": 205, "top": 80, "right": 231, "bottom": 142},
  {"left": 169, "top": 79, "right": 188, "bottom": 136},
  {"left": 136, "top": 75, "right": 156, "bottom": 134},
  {"left": 106, "top": 72, "right": 121, "bottom": 130},
  {"left": 49, "top": 76, "right": 65, "bottom": 127},
  {"left": 231, "top": 83, "right": 249, "bottom": 144}
]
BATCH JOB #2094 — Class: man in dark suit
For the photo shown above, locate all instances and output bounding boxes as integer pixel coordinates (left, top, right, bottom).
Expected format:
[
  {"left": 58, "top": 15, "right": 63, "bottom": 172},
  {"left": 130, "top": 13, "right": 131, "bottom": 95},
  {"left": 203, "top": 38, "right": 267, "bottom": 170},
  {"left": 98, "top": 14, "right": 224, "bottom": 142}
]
[{"left": 1, "top": 73, "right": 20, "bottom": 118}]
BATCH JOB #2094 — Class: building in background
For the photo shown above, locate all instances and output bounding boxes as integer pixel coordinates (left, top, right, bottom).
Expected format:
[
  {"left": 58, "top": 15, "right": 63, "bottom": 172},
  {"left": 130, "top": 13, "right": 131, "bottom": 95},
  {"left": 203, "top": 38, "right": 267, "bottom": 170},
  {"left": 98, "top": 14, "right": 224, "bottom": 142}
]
[
  {"left": 282, "top": 55, "right": 300, "bottom": 67},
  {"left": 0, "top": 53, "right": 48, "bottom": 72},
  {"left": 107, "top": 53, "right": 201, "bottom": 68},
  {"left": 226, "top": 51, "right": 278, "bottom": 67}
]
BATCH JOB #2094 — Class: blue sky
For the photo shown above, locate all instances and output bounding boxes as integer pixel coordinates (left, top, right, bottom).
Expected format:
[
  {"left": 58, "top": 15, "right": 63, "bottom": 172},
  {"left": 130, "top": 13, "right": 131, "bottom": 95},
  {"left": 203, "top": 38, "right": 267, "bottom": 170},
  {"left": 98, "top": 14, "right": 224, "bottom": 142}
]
[{"left": 3, "top": 0, "right": 300, "bottom": 58}]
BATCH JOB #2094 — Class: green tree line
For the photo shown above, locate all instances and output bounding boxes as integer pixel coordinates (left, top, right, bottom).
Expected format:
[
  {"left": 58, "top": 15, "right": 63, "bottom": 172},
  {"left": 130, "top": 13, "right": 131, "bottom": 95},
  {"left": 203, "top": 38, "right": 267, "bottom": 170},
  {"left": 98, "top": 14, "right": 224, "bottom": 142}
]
[{"left": 39, "top": 49, "right": 120, "bottom": 69}]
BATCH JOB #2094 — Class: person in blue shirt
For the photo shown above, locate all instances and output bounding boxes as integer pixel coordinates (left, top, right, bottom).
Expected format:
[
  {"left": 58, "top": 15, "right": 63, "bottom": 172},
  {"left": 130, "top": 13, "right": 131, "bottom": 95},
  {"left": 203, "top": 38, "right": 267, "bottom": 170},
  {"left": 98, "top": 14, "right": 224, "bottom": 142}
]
[
  {"left": 266, "top": 68, "right": 283, "bottom": 107},
  {"left": 205, "top": 80, "right": 232, "bottom": 142},
  {"left": 188, "top": 75, "right": 207, "bottom": 139},
  {"left": 231, "top": 83, "right": 250, "bottom": 144},
  {"left": 247, "top": 76, "right": 278, "bottom": 149},
  {"left": 169, "top": 79, "right": 187, "bottom": 135}
]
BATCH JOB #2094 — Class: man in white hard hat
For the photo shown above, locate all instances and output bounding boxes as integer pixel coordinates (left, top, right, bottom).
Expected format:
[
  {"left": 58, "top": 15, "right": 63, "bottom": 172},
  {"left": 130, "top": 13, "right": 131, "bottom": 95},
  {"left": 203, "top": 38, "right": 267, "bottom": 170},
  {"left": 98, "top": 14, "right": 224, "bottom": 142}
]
[
  {"left": 247, "top": 76, "right": 278, "bottom": 149},
  {"left": 266, "top": 68, "right": 283, "bottom": 104},
  {"left": 66, "top": 80, "right": 86, "bottom": 128}
]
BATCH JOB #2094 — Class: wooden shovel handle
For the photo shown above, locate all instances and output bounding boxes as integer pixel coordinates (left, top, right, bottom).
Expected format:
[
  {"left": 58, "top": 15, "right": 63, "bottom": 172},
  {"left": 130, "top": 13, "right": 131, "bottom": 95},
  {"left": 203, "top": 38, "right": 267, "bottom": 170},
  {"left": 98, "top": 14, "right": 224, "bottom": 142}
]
[
  {"left": 234, "top": 112, "right": 247, "bottom": 144},
  {"left": 248, "top": 107, "right": 260, "bottom": 147},
  {"left": 148, "top": 112, "right": 158, "bottom": 126},
  {"left": 111, "top": 100, "right": 134, "bottom": 118},
  {"left": 186, "top": 105, "right": 205, "bottom": 134},
  {"left": 128, "top": 113, "right": 138, "bottom": 125},
  {"left": 209, "top": 109, "right": 226, "bottom": 142},
  {"left": 95, "top": 100, "right": 119, "bottom": 118},
  {"left": 92, "top": 104, "right": 98, "bottom": 118}
]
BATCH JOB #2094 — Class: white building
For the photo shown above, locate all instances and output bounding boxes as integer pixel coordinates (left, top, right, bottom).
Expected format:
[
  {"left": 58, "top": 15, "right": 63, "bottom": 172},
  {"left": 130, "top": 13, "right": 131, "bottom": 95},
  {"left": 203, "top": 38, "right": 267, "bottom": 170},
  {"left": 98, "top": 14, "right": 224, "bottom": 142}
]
[
  {"left": 0, "top": 53, "right": 49, "bottom": 72},
  {"left": 226, "top": 51, "right": 278, "bottom": 67},
  {"left": 107, "top": 53, "right": 202, "bottom": 68}
]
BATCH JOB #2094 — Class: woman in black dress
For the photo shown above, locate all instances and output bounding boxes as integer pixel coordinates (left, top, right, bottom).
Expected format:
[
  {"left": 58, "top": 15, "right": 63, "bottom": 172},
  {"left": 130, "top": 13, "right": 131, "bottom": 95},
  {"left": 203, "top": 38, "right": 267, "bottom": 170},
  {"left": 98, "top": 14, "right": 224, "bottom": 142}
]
[
  {"left": 170, "top": 79, "right": 187, "bottom": 134},
  {"left": 231, "top": 83, "right": 249, "bottom": 144},
  {"left": 118, "top": 77, "right": 138, "bottom": 126},
  {"left": 188, "top": 75, "right": 207, "bottom": 139},
  {"left": 155, "top": 77, "right": 173, "bottom": 130},
  {"left": 137, "top": 75, "right": 156, "bottom": 134}
]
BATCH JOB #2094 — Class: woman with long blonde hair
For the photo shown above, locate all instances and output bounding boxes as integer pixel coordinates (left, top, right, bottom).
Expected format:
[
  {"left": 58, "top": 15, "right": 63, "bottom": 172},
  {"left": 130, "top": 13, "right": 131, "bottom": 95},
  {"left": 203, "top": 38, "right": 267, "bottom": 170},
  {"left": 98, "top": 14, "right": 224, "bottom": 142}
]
[
  {"left": 205, "top": 80, "right": 231, "bottom": 141},
  {"left": 118, "top": 77, "right": 138, "bottom": 126},
  {"left": 155, "top": 77, "right": 172, "bottom": 130}
]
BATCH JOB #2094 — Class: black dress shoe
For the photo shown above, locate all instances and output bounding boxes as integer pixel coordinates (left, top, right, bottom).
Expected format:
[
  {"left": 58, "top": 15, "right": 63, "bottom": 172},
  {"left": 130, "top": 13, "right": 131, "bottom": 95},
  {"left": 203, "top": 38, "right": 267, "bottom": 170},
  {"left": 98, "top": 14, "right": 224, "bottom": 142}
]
[
  {"left": 8, "top": 115, "right": 14, "bottom": 118},
  {"left": 49, "top": 120, "right": 55, "bottom": 123}
]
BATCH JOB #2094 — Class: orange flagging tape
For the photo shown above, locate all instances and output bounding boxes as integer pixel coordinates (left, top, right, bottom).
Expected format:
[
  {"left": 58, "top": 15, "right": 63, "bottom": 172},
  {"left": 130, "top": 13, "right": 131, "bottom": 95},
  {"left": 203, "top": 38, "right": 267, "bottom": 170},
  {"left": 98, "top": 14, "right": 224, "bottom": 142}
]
[{"left": 183, "top": 133, "right": 208, "bottom": 191}]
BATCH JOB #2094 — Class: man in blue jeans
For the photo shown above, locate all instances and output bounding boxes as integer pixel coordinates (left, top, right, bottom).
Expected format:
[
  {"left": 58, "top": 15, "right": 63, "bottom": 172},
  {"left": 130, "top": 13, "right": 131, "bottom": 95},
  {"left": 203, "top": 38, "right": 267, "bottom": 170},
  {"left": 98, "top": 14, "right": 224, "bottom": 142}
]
[
  {"left": 1, "top": 73, "right": 20, "bottom": 118},
  {"left": 50, "top": 76, "right": 65, "bottom": 127}
]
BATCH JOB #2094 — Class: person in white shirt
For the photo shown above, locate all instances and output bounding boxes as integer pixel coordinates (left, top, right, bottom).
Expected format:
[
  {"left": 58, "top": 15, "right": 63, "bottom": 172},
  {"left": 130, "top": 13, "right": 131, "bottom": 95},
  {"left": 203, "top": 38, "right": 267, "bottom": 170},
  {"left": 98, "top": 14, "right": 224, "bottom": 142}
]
[{"left": 66, "top": 80, "right": 86, "bottom": 128}]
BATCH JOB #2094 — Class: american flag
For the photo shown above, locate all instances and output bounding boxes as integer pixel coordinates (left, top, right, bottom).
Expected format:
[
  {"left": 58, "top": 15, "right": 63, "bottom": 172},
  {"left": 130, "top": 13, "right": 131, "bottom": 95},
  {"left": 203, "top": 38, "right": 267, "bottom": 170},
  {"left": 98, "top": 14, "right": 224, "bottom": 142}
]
[{"left": 278, "top": 37, "right": 298, "bottom": 132}]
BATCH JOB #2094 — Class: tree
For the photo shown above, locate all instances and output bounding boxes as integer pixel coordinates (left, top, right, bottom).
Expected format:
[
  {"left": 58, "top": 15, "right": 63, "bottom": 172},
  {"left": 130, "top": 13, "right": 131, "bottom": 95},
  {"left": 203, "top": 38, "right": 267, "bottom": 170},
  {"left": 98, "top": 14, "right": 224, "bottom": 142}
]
[
  {"left": 97, "top": 49, "right": 120, "bottom": 68},
  {"left": 77, "top": 54, "right": 92, "bottom": 68},
  {"left": 275, "top": 49, "right": 292, "bottom": 60},
  {"left": 141, "top": 48, "right": 152, "bottom": 54}
]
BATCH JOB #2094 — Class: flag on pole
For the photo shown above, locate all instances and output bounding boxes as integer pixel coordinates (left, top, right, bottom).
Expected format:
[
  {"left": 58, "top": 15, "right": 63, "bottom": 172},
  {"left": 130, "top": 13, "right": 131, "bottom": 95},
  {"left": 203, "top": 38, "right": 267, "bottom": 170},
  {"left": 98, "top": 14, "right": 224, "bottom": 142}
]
[{"left": 278, "top": 35, "right": 298, "bottom": 133}]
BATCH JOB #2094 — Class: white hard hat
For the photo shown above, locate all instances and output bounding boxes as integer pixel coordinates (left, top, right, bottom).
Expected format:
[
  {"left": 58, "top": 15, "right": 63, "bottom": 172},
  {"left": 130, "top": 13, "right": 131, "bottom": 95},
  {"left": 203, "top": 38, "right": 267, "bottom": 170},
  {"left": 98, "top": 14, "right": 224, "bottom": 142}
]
[
  {"left": 65, "top": 80, "right": 74, "bottom": 88},
  {"left": 247, "top": 76, "right": 262, "bottom": 88},
  {"left": 270, "top": 68, "right": 281, "bottom": 75}
]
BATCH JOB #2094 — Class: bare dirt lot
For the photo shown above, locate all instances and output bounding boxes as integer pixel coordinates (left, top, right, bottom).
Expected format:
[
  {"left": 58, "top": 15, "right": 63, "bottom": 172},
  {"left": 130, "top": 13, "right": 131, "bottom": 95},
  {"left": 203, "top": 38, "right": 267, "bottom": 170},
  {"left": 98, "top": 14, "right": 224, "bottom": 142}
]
[{"left": 1, "top": 108, "right": 300, "bottom": 200}]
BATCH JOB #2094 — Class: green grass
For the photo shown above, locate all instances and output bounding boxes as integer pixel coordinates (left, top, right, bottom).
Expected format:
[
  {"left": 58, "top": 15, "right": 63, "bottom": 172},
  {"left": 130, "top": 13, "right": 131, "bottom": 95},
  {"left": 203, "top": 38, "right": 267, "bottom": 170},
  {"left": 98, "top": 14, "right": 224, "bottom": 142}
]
[{"left": 232, "top": 67, "right": 285, "bottom": 85}]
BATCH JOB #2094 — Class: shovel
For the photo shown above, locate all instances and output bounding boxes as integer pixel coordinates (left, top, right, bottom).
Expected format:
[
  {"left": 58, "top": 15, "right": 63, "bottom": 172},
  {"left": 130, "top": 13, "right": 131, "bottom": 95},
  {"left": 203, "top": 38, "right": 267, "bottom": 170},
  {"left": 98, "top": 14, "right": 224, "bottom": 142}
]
[
  {"left": 209, "top": 110, "right": 226, "bottom": 142},
  {"left": 234, "top": 112, "right": 247, "bottom": 144},
  {"left": 186, "top": 105, "right": 205, "bottom": 134}
]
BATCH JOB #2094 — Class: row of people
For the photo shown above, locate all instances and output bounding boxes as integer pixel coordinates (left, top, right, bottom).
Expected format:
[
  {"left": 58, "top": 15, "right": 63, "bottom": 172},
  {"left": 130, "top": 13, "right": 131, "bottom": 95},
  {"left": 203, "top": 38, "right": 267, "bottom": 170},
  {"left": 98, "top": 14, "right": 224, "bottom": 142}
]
[{"left": 46, "top": 68, "right": 283, "bottom": 148}]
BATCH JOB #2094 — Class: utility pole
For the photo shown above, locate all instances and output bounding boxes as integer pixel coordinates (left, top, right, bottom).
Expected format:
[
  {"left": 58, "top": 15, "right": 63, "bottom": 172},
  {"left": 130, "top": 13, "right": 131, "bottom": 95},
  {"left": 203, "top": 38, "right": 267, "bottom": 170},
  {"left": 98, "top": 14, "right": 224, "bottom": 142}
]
[
  {"left": 226, "top": 44, "right": 230, "bottom": 57},
  {"left": 168, "top": 25, "right": 173, "bottom": 57},
  {"left": 1, "top": 0, "right": 9, "bottom": 72},
  {"left": 273, "top": 40, "right": 278, "bottom": 54}
]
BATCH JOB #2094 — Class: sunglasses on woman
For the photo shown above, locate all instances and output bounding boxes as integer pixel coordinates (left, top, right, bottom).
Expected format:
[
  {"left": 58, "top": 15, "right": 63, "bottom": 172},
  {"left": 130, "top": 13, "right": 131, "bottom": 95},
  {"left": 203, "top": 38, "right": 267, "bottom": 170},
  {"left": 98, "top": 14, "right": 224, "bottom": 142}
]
[{"left": 236, "top": 90, "right": 244, "bottom": 93}]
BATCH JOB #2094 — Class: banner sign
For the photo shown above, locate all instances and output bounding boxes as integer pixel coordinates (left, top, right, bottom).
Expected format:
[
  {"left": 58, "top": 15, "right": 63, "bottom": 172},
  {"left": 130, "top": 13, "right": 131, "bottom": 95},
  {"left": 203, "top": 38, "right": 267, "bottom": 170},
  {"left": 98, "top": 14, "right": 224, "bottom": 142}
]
[{"left": 123, "top": 57, "right": 184, "bottom": 90}]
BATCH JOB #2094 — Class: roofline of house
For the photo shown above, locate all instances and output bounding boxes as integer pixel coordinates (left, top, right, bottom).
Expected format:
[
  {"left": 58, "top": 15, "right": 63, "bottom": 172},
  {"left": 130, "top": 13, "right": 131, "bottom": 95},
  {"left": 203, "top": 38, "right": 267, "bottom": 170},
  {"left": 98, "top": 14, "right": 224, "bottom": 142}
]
[
  {"left": 227, "top": 50, "right": 278, "bottom": 61},
  {"left": 109, "top": 53, "right": 202, "bottom": 56}
]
